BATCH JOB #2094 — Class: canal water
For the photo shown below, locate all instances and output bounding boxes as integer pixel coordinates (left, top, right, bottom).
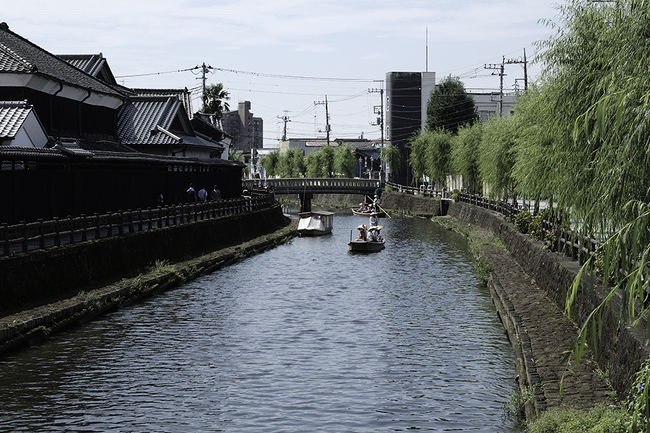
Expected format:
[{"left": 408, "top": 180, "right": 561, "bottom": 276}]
[{"left": 0, "top": 216, "right": 518, "bottom": 432}]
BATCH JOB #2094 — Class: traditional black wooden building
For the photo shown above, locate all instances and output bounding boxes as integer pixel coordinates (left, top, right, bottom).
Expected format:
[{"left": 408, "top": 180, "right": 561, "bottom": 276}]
[{"left": 0, "top": 22, "right": 243, "bottom": 224}]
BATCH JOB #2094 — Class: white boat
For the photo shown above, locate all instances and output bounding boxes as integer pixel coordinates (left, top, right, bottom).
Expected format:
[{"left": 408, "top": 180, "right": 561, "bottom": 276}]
[{"left": 297, "top": 211, "right": 334, "bottom": 237}]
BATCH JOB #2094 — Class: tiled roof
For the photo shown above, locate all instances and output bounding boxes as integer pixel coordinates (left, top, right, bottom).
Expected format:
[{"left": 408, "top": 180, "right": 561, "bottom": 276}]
[
  {"left": 0, "top": 23, "right": 124, "bottom": 98},
  {"left": 0, "top": 100, "right": 32, "bottom": 139},
  {"left": 133, "top": 88, "right": 193, "bottom": 118},
  {"left": 118, "top": 96, "right": 185, "bottom": 146},
  {"left": 0, "top": 42, "right": 33, "bottom": 73},
  {"left": 58, "top": 54, "right": 105, "bottom": 75}
]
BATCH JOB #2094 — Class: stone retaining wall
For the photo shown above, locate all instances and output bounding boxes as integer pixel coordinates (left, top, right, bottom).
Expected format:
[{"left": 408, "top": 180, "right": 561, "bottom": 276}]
[
  {"left": 0, "top": 221, "right": 297, "bottom": 356},
  {"left": 0, "top": 204, "right": 288, "bottom": 315},
  {"left": 448, "top": 201, "right": 649, "bottom": 395}
]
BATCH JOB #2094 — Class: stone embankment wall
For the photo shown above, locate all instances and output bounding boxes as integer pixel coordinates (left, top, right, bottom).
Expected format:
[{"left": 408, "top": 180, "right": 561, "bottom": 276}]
[
  {"left": 380, "top": 191, "right": 449, "bottom": 216},
  {"left": 447, "top": 201, "right": 649, "bottom": 396},
  {"left": 0, "top": 221, "right": 297, "bottom": 356},
  {"left": 0, "top": 204, "right": 288, "bottom": 315}
]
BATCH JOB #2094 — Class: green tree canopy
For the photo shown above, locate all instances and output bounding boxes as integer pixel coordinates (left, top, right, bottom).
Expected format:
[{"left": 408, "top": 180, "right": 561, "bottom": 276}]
[
  {"left": 260, "top": 150, "right": 279, "bottom": 177},
  {"left": 451, "top": 122, "right": 483, "bottom": 195},
  {"left": 477, "top": 115, "right": 517, "bottom": 201},
  {"left": 426, "top": 77, "right": 478, "bottom": 134},
  {"left": 333, "top": 144, "right": 356, "bottom": 177},
  {"left": 381, "top": 144, "right": 401, "bottom": 180},
  {"left": 424, "top": 130, "right": 452, "bottom": 188},
  {"left": 201, "top": 83, "right": 230, "bottom": 119}
]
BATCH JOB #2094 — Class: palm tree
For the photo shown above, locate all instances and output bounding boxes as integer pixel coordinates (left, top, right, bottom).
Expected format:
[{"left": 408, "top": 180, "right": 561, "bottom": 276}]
[{"left": 202, "top": 83, "right": 230, "bottom": 118}]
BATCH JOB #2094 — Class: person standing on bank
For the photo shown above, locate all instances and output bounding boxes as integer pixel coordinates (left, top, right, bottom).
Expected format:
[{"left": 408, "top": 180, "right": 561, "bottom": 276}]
[
  {"left": 210, "top": 185, "right": 221, "bottom": 201},
  {"left": 197, "top": 186, "right": 208, "bottom": 202},
  {"left": 186, "top": 183, "right": 197, "bottom": 203}
]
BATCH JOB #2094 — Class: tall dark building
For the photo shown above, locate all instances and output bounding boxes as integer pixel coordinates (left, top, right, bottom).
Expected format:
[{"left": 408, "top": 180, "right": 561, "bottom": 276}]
[{"left": 385, "top": 71, "right": 435, "bottom": 185}]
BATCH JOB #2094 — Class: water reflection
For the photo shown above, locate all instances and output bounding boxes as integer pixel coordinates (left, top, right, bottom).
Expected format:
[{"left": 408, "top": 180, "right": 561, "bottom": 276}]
[{"left": 0, "top": 216, "right": 517, "bottom": 432}]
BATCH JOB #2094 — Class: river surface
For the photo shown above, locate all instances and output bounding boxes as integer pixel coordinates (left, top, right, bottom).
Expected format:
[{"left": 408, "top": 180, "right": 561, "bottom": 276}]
[{"left": 0, "top": 216, "right": 518, "bottom": 432}]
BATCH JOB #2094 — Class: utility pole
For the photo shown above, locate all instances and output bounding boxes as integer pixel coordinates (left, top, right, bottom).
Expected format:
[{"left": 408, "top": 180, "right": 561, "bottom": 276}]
[
  {"left": 505, "top": 49, "right": 529, "bottom": 91},
  {"left": 368, "top": 87, "right": 385, "bottom": 182},
  {"left": 314, "top": 95, "right": 330, "bottom": 145},
  {"left": 198, "top": 62, "right": 213, "bottom": 108},
  {"left": 277, "top": 112, "right": 291, "bottom": 141},
  {"left": 484, "top": 57, "right": 506, "bottom": 115}
]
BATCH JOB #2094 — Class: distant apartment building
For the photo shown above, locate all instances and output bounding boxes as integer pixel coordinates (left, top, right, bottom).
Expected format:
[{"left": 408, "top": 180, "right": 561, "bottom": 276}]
[
  {"left": 385, "top": 71, "right": 435, "bottom": 185},
  {"left": 221, "top": 101, "right": 263, "bottom": 161}
]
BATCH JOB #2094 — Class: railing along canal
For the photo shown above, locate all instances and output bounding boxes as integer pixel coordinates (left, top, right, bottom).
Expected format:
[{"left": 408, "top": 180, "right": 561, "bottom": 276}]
[
  {"left": 387, "top": 182, "right": 599, "bottom": 265},
  {"left": 456, "top": 192, "right": 598, "bottom": 264},
  {"left": 1, "top": 192, "right": 276, "bottom": 257},
  {"left": 244, "top": 178, "right": 381, "bottom": 194}
]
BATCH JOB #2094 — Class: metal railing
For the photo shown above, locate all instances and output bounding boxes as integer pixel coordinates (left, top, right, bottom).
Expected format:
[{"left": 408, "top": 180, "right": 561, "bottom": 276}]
[
  {"left": 386, "top": 181, "right": 445, "bottom": 198},
  {"left": 1, "top": 193, "right": 277, "bottom": 257},
  {"left": 244, "top": 178, "right": 381, "bottom": 194}
]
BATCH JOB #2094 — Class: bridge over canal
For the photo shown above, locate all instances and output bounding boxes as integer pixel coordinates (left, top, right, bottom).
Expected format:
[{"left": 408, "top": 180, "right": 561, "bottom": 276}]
[{"left": 243, "top": 178, "right": 382, "bottom": 211}]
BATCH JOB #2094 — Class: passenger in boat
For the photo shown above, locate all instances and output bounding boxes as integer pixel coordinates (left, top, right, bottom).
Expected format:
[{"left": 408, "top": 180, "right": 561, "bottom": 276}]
[
  {"left": 375, "top": 225, "right": 383, "bottom": 242},
  {"left": 368, "top": 227, "right": 379, "bottom": 242},
  {"left": 357, "top": 224, "right": 368, "bottom": 241},
  {"left": 356, "top": 202, "right": 365, "bottom": 212}
]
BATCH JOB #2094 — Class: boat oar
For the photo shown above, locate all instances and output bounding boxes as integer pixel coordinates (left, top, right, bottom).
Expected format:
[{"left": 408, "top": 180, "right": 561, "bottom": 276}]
[{"left": 366, "top": 195, "right": 392, "bottom": 219}]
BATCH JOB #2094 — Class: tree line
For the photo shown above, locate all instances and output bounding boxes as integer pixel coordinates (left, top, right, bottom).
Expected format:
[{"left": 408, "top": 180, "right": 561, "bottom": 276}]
[
  {"left": 408, "top": 2, "right": 649, "bottom": 428},
  {"left": 259, "top": 144, "right": 359, "bottom": 178}
]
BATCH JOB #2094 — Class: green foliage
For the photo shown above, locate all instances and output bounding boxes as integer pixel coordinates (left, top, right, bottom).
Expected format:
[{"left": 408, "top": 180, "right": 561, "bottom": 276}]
[
  {"left": 278, "top": 149, "right": 305, "bottom": 177},
  {"left": 514, "top": 211, "right": 532, "bottom": 234},
  {"left": 625, "top": 358, "right": 650, "bottom": 433},
  {"left": 503, "top": 385, "right": 535, "bottom": 427},
  {"left": 260, "top": 150, "right": 279, "bottom": 177},
  {"left": 305, "top": 152, "right": 321, "bottom": 177},
  {"left": 451, "top": 122, "right": 483, "bottom": 194},
  {"left": 477, "top": 115, "right": 517, "bottom": 201},
  {"left": 408, "top": 129, "right": 452, "bottom": 187},
  {"left": 333, "top": 144, "right": 355, "bottom": 177},
  {"left": 320, "top": 146, "right": 335, "bottom": 178},
  {"left": 426, "top": 76, "right": 478, "bottom": 133},
  {"left": 382, "top": 144, "right": 401, "bottom": 178},
  {"left": 527, "top": 404, "right": 627, "bottom": 433},
  {"left": 201, "top": 83, "right": 230, "bottom": 118},
  {"left": 529, "top": 213, "right": 545, "bottom": 241}
]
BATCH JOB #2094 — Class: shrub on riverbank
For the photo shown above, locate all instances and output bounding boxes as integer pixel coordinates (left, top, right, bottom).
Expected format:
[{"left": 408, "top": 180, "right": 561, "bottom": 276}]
[{"left": 527, "top": 404, "right": 628, "bottom": 433}]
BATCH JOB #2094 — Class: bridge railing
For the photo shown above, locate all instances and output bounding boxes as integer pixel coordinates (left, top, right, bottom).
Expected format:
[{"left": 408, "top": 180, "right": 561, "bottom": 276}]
[
  {"left": 1, "top": 192, "right": 277, "bottom": 257},
  {"left": 244, "top": 178, "right": 381, "bottom": 193}
]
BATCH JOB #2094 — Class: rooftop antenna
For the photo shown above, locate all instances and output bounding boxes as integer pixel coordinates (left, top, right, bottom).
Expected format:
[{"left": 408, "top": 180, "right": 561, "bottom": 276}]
[{"left": 425, "top": 27, "right": 429, "bottom": 72}]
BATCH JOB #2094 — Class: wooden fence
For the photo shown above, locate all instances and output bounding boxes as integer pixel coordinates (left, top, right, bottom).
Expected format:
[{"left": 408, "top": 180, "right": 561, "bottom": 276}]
[{"left": 1, "top": 192, "right": 276, "bottom": 257}]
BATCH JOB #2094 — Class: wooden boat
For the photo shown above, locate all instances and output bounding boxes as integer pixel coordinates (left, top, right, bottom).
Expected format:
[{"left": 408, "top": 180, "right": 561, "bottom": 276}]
[
  {"left": 348, "top": 239, "right": 385, "bottom": 252},
  {"left": 351, "top": 209, "right": 385, "bottom": 217},
  {"left": 297, "top": 211, "right": 334, "bottom": 236}
]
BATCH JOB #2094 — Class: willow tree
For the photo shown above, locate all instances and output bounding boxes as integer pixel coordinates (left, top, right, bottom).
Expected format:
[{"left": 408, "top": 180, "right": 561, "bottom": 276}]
[
  {"left": 260, "top": 150, "right": 279, "bottom": 177},
  {"left": 424, "top": 130, "right": 452, "bottom": 189},
  {"left": 510, "top": 86, "right": 559, "bottom": 210},
  {"left": 532, "top": 2, "right": 650, "bottom": 408},
  {"left": 381, "top": 144, "right": 401, "bottom": 181},
  {"left": 333, "top": 144, "right": 356, "bottom": 177},
  {"left": 477, "top": 115, "right": 518, "bottom": 202},
  {"left": 451, "top": 122, "right": 483, "bottom": 195},
  {"left": 408, "top": 131, "right": 427, "bottom": 185}
]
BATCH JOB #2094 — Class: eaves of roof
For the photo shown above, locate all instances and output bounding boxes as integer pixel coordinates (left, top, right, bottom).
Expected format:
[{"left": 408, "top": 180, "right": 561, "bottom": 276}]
[{"left": 0, "top": 23, "right": 125, "bottom": 99}]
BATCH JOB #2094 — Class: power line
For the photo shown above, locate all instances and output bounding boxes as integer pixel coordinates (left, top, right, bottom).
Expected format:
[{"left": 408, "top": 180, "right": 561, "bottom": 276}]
[
  {"left": 115, "top": 66, "right": 199, "bottom": 79},
  {"left": 214, "top": 67, "right": 376, "bottom": 82}
]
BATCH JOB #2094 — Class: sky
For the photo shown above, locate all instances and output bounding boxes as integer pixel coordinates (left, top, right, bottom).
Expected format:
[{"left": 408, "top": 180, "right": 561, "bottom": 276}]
[{"left": 3, "top": 0, "right": 561, "bottom": 147}]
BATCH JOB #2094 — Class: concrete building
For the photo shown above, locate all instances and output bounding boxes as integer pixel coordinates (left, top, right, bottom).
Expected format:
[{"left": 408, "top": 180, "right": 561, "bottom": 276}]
[
  {"left": 469, "top": 91, "right": 516, "bottom": 121},
  {"left": 385, "top": 71, "right": 435, "bottom": 185},
  {"left": 221, "top": 101, "right": 263, "bottom": 156}
]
